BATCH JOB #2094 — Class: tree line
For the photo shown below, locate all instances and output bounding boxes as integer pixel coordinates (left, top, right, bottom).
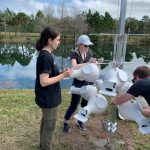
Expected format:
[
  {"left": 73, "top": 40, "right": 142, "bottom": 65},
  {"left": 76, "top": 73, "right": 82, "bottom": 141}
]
[{"left": 0, "top": 8, "right": 150, "bottom": 37}]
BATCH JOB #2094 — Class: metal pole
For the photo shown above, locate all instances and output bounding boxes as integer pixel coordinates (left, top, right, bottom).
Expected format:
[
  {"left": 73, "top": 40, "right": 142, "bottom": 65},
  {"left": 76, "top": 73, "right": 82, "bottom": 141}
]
[
  {"left": 104, "top": 1, "right": 128, "bottom": 149},
  {"left": 118, "top": 0, "right": 127, "bottom": 35},
  {"left": 113, "top": 0, "right": 128, "bottom": 67}
]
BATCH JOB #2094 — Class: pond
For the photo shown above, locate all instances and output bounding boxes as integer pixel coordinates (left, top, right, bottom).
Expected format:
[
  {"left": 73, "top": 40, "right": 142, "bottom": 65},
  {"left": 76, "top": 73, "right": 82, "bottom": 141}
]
[{"left": 0, "top": 42, "right": 150, "bottom": 89}]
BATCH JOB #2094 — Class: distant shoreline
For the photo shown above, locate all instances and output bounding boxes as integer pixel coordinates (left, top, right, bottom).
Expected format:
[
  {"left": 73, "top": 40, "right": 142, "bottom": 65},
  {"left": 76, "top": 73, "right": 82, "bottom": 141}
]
[{"left": 0, "top": 32, "right": 150, "bottom": 44}]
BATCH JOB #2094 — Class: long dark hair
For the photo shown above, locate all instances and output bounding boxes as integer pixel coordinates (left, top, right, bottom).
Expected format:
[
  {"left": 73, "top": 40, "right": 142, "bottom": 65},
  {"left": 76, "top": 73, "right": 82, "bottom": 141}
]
[{"left": 36, "top": 26, "right": 59, "bottom": 51}]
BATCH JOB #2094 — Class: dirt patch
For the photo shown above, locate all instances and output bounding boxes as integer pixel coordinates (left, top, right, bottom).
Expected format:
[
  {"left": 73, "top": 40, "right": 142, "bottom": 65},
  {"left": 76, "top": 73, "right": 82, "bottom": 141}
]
[{"left": 52, "top": 115, "right": 135, "bottom": 150}]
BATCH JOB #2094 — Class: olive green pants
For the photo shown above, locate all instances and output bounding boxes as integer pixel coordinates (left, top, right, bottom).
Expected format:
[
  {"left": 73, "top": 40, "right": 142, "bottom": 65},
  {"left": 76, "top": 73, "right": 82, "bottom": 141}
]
[{"left": 40, "top": 107, "right": 57, "bottom": 150}]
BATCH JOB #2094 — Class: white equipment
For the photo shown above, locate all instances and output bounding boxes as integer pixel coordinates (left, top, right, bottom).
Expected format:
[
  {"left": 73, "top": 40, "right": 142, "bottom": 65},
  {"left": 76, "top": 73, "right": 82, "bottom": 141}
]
[
  {"left": 118, "top": 100, "right": 150, "bottom": 134},
  {"left": 95, "top": 79, "right": 103, "bottom": 91},
  {"left": 118, "top": 81, "right": 133, "bottom": 119},
  {"left": 74, "top": 94, "right": 108, "bottom": 122},
  {"left": 71, "top": 63, "right": 100, "bottom": 82},
  {"left": 69, "top": 85, "right": 97, "bottom": 101},
  {"left": 99, "top": 67, "right": 128, "bottom": 97},
  {"left": 119, "top": 81, "right": 133, "bottom": 94}
]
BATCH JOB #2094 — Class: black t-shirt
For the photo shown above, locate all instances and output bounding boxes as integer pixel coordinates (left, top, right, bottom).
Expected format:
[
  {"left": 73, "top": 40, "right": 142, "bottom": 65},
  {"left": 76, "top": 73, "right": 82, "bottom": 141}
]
[
  {"left": 70, "top": 49, "right": 93, "bottom": 87},
  {"left": 127, "top": 78, "right": 150, "bottom": 106},
  {"left": 70, "top": 49, "right": 93, "bottom": 64},
  {"left": 35, "top": 50, "right": 61, "bottom": 108}
]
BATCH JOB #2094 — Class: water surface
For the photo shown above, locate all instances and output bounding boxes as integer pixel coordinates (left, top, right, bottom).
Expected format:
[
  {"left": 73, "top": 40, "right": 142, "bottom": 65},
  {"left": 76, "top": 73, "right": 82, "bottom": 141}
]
[{"left": 0, "top": 42, "right": 149, "bottom": 89}]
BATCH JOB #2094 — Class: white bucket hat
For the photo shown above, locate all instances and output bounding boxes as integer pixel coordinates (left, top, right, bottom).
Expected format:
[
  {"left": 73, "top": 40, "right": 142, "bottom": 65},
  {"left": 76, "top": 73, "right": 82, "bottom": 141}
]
[{"left": 76, "top": 35, "right": 93, "bottom": 45}]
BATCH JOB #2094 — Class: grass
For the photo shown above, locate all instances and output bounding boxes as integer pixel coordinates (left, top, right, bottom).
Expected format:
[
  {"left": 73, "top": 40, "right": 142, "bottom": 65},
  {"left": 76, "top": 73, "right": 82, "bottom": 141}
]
[
  {"left": 0, "top": 32, "right": 150, "bottom": 44},
  {"left": 0, "top": 89, "right": 150, "bottom": 150},
  {"left": 0, "top": 90, "right": 39, "bottom": 150},
  {"left": 0, "top": 32, "right": 40, "bottom": 37},
  {"left": 0, "top": 32, "right": 39, "bottom": 43}
]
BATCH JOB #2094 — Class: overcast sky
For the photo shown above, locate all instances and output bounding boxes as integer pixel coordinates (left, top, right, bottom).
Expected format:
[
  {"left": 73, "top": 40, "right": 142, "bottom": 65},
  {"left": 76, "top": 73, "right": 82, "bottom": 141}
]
[{"left": 0, "top": 0, "right": 150, "bottom": 20}]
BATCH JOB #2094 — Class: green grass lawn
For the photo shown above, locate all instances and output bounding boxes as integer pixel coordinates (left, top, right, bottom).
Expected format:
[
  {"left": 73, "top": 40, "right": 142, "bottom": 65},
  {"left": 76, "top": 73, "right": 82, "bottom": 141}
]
[
  {"left": 0, "top": 89, "right": 73, "bottom": 150},
  {"left": 0, "top": 90, "right": 150, "bottom": 150}
]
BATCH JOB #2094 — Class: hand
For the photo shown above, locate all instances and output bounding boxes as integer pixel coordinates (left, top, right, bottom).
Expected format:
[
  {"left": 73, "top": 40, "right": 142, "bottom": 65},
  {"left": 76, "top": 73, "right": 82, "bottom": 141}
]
[
  {"left": 89, "top": 57, "right": 97, "bottom": 63},
  {"left": 142, "top": 108, "right": 150, "bottom": 117},
  {"left": 110, "top": 97, "right": 117, "bottom": 105},
  {"left": 63, "top": 68, "right": 73, "bottom": 78},
  {"left": 98, "top": 57, "right": 104, "bottom": 63}
]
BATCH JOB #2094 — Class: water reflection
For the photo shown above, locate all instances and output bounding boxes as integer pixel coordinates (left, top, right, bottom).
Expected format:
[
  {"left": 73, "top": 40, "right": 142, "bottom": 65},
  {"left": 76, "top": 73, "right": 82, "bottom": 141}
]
[
  {"left": 126, "top": 44, "right": 150, "bottom": 63},
  {"left": 0, "top": 43, "right": 35, "bottom": 66},
  {"left": 0, "top": 42, "right": 149, "bottom": 89}
]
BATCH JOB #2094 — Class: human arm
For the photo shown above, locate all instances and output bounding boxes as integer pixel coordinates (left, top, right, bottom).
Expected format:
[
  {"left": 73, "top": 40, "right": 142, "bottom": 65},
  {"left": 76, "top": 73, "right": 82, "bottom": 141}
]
[
  {"left": 71, "top": 59, "right": 86, "bottom": 69},
  {"left": 111, "top": 93, "right": 135, "bottom": 105},
  {"left": 111, "top": 80, "right": 146, "bottom": 105},
  {"left": 142, "top": 108, "right": 150, "bottom": 117},
  {"left": 72, "top": 57, "right": 96, "bottom": 69},
  {"left": 71, "top": 58, "right": 95, "bottom": 69},
  {"left": 71, "top": 48, "right": 98, "bottom": 69},
  {"left": 98, "top": 57, "right": 104, "bottom": 63},
  {"left": 40, "top": 68, "right": 73, "bottom": 87}
]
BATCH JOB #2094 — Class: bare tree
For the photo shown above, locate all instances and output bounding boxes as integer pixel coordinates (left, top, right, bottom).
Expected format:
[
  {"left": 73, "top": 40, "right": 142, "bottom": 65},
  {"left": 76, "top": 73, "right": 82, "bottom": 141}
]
[
  {"left": 58, "top": 0, "right": 68, "bottom": 19},
  {"left": 56, "top": 15, "right": 88, "bottom": 35},
  {"left": 44, "top": 4, "right": 55, "bottom": 23},
  {"left": 70, "top": 5, "right": 82, "bottom": 17}
]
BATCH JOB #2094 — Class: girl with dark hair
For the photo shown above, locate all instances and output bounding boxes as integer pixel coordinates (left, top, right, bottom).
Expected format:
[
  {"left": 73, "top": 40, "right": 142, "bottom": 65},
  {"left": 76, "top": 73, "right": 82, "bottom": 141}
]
[{"left": 35, "top": 26, "right": 72, "bottom": 150}]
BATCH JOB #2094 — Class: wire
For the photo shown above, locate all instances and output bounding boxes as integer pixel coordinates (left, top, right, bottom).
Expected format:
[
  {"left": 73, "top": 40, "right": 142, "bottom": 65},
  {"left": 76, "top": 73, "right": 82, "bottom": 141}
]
[
  {"left": 128, "top": 0, "right": 134, "bottom": 33},
  {"left": 129, "top": 0, "right": 133, "bottom": 18},
  {"left": 115, "top": 0, "right": 120, "bottom": 33}
]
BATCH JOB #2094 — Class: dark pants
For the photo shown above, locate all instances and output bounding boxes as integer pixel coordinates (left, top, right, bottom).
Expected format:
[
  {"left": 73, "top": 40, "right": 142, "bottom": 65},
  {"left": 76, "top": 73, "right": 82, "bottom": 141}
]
[
  {"left": 40, "top": 107, "right": 57, "bottom": 150},
  {"left": 64, "top": 78, "right": 93, "bottom": 121},
  {"left": 64, "top": 94, "right": 87, "bottom": 120}
]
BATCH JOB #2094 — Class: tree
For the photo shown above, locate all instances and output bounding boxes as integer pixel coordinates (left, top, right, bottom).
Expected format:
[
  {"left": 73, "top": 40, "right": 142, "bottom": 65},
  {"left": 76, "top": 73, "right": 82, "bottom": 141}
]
[
  {"left": 35, "top": 10, "right": 46, "bottom": 32},
  {"left": 0, "top": 8, "right": 13, "bottom": 37},
  {"left": 138, "top": 20, "right": 144, "bottom": 33},
  {"left": 26, "top": 14, "right": 36, "bottom": 33},
  {"left": 44, "top": 4, "right": 54, "bottom": 24},
  {"left": 0, "top": 7, "right": 149, "bottom": 35},
  {"left": 57, "top": 0, "right": 68, "bottom": 19},
  {"left": 92, "top": 11, "right": 103, "bottom": 32},
  {"left": 103, "top": 12, "right": 115, "bottom": 33},
  {"left": 15, "top": 12, "right": 29, "bottom": 36},
  {"left": 85, "top": 9, "right": 94, "bottom": 32},
  {"left": 125, "top": 17, "right": 138, "bottom": 33},
  {"left": 56, "top": 15, "right": 88, "bottom": 35},
  {"left": 142, "top": 15, "right": 150, "bottom": 33}
]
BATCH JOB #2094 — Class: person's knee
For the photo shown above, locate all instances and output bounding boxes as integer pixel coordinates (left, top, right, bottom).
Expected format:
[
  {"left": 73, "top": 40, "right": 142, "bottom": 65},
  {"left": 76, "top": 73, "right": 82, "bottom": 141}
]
[{"left": 44, "top": 119, "right": 56, "bottom": 131}]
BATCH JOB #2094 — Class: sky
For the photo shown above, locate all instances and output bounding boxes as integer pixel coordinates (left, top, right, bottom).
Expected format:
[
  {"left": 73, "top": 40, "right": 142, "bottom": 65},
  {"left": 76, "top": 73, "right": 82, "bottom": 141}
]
[{"left": 0, "top": 0, "right": 150, "bottom": 20}]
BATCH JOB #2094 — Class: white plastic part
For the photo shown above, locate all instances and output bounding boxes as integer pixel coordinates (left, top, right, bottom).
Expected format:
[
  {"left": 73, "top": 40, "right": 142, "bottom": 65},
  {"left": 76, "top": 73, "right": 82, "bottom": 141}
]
[
  {"left": 119, "top": 81, "right": 133, "bottom": 94},
  {"left": 95, "top": 79, "right": 103, "bottom": 91},
  {"left": 118, "top": 81, "right": 133, "bottom": 120},
  {"left": 71, "top": 63, "right": 100, "bottom": 82},
  {"left": 99, "top": 81, "right": 117, "bottom": 97},
  {"left": 74, "top": 94, "right": 108, "bottom": 122},
  {"left": 70, "top": 85, "right": 97, "bottom": 101},
  {"left": 99, "top": 67, "right": 128, "bottom": 97},
  {"left": 118, "top": 100, "right": 150, "bottom": 134},
  {"left": 118, "top": 69, "right": 128, "bottom": 82},
  {"left": 104, "top": 68, "right": 128, "bottom": 83}
]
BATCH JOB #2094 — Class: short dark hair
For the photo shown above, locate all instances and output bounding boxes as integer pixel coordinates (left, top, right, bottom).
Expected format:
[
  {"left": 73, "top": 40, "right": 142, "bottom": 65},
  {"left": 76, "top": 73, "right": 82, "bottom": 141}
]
[
  {"left": 36, "top": 26, "right": 59, "bottom": 51},
  {"left": 133, "top": 66, "right": 150, "bottom": 78}
]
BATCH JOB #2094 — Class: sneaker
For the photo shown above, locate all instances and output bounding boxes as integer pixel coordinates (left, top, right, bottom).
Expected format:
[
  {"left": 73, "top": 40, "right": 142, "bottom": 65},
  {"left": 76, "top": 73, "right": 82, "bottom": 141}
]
[
  {"left": 76, "top": 120, "right": 86, "bottom": 131},
  {"left": 63, "top": 123, "right": 71, "bottom": 133}
]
